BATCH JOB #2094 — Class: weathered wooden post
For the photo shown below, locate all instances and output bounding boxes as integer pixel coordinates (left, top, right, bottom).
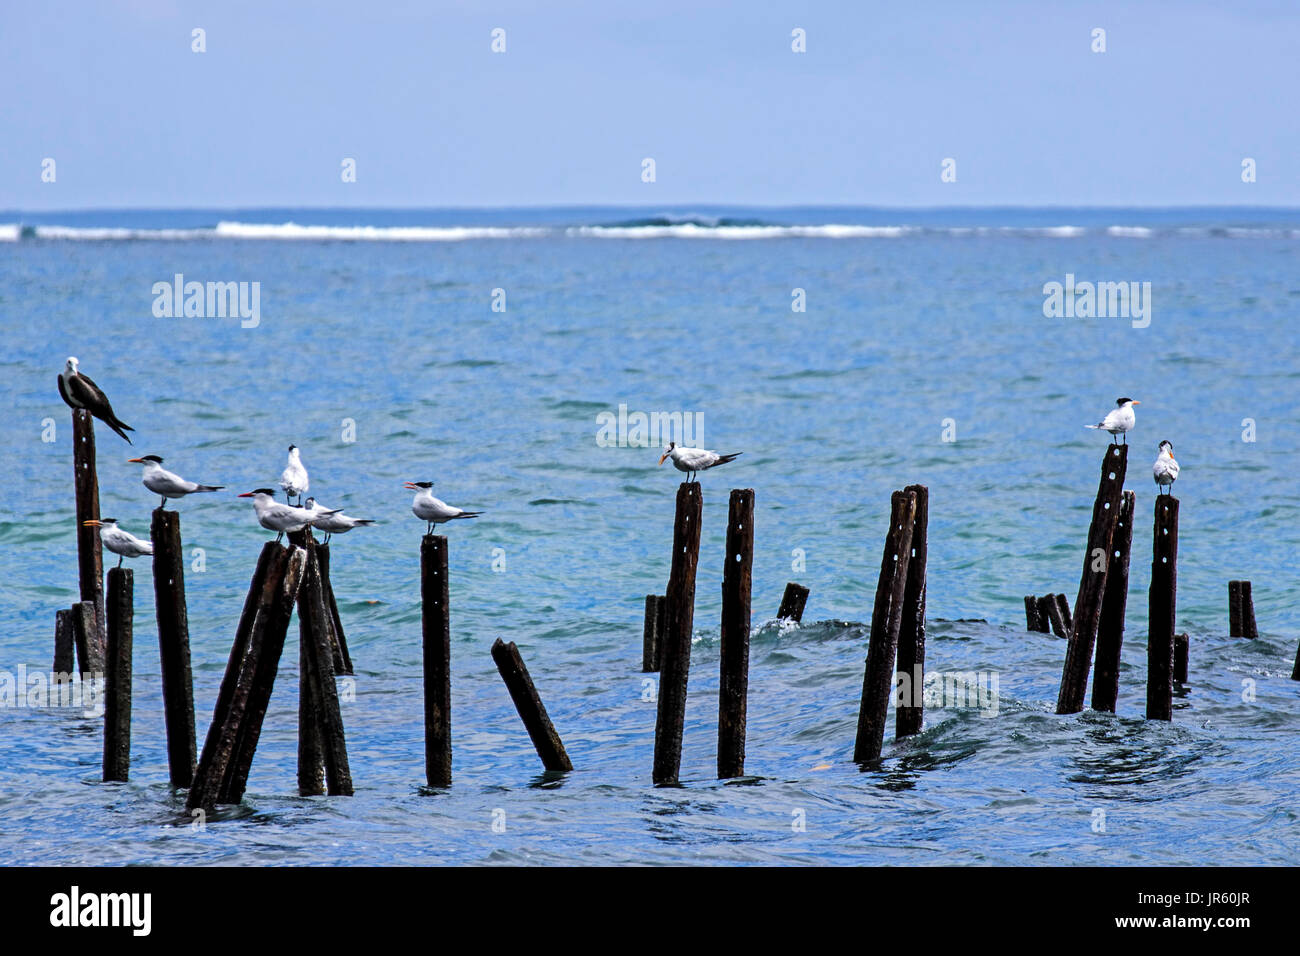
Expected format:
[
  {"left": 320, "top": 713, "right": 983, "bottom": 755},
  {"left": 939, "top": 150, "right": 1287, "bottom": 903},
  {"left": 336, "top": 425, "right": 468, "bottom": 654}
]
[
  {"left": 490, "top": 639, "right": 573, "bottom": 772},
  {"left": 315, "top": 542, "right": 354, "bottom": 675},
  {"left": 102, "top": 568, "right": 133, "bottom": 782},
  {"left": 652, "top": 482, "right": 702, "bottom": 785},
  {"left": 854, "top": 489, "right": 917, "bottom": 763},
  {"left": 191, "top": 543, "right": 277, "bottom": 810},
  {"left": 718, "top": 488, "right": 754, "bottom": 778},
  {"left": 1173, "top": 633, "right": 1189, "bottom": 684},
  {"left": 71, "top": 600, "right": 103, "bottom": 680},
  {"left": 1092, "top": 490, "right": 1135, "bottom": 712},
  {"left": 777, "top": 582, "right": 809, "bottom": 622},
  {"left": 297, "top": 607, "right": 324, "bottom": 796},
  {"left": 72, "top": 409, "right": 105, "bottom": 652},
  {"left": 641, "top": 594, "right": 665, "bottom": 672},
  {"left": 895, "top": 484, "right": 928, "bottom": 739},
  {"left": 296, "top": 534, "right": 352, "bottom": 796},
  {"left": 422, "top": 534, "right": 452, "bottom": 788},
  {"left": 1146, "top": 495, "right": 1179, "bottom": 721},
  {"left": 1024, "top": 596, "right": 1045, "bottom": 632},
  {"left": 151, "top": 508, "right": 196, "bottom": 787},
  {"left": 220, "top": 545, "right": 306, "bottom": 805},
  {"left": 1056, "top": 444, "right": 1128, "bottom": 714}
]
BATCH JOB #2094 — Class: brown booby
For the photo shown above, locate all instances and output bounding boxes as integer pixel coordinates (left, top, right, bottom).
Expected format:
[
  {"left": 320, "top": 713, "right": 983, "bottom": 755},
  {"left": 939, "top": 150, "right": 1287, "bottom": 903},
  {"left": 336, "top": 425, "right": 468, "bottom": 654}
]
[{"left": 58, "top": 356, "right": 134, "bottom": 443}]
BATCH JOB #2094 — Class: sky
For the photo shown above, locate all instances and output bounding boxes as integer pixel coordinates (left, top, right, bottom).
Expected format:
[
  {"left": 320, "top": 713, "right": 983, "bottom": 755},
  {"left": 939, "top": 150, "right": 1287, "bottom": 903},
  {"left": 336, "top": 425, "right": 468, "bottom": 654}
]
[{"left": 2, "top": 0, "right": 1298, "bottom": 209}]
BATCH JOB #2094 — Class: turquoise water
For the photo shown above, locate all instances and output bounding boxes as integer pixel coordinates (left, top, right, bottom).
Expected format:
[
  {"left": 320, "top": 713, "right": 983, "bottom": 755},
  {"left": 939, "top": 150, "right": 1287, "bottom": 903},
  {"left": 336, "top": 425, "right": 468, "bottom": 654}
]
[{"left": 1, "top": 207, "right": 1298, "bottom": 864}]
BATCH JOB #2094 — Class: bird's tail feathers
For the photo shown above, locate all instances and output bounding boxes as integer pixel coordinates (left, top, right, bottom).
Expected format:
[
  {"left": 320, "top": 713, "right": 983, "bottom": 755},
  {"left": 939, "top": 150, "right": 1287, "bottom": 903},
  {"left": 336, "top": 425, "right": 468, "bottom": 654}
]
[
  {"left": 453, "top": 511, "right": 483, "bottom": 519},
  {"left": 197, "top": 484, "right": 223, "bottom": 493},
  {"left": 715, "top": 452, "right": 743, "bottom": 465},
  {"left": 354, "top": 519, "right": 377, "bottom": 526},
  {"left": 1085, "top": 424, "right": 1103, "bottom": 429}
]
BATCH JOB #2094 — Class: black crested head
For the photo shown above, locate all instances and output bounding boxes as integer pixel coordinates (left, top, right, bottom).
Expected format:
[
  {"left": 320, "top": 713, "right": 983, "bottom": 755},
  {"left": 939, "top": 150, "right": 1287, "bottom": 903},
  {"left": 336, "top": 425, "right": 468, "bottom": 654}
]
[
  {"left": 1159, "top": 439, "right": 1173, "bottom": 451},
  {"left": 255, "top": 487, "right": 278, "bottom": 496},
  {"left": 416, "top": 481, "right": 433, "bottom": 488},
  {"left": 142, "top": 454, "right": 163, "bottom": 463},
  {"left": 1116, "top": 397, "right": 1132, "bottom": 406},
  {"left": 288, "top": 444, "right": 297, "bottom": 452},
  {"left": 100, "top": 517, "right": 117, "bottom": 523}
]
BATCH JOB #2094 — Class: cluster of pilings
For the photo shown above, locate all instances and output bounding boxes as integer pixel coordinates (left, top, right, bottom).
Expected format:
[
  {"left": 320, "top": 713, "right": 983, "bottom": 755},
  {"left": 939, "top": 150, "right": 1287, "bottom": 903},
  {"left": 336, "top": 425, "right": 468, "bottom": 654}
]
[
  {"left": 56, "top": 408, "right": 1298, "bottom": 810},
  {"left": 1040, "top": 442, "right": 1284, "bottom": 721}
]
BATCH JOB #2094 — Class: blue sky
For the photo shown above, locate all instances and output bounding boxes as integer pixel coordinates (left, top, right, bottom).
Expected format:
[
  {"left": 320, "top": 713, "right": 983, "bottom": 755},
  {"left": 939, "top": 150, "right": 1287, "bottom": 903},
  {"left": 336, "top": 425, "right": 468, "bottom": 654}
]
[{"left": 2, "top": 0, "right": 1298, "bottom": 209}]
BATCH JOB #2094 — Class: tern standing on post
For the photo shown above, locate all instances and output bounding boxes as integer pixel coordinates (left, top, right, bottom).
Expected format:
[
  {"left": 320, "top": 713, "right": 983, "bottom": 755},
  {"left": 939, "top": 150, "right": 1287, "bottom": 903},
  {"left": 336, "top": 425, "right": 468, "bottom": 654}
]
[
  {"left": 57, "top": 357, "right": 135, "bottom": 443},
  {"left": 129, "top": 455, "right": 223, "bottom": 508},
  {"left": 304, "top": 497, "right": 375, "bottom": 543},
  {"left": 239, "top": 488, "right": 335, "bottom": 542},
  {"left": 1085, "top": 397, "right": 1140, "bottom": 444},
  {"left": 280, "top": 444, "right": 308, "bottom": 505},
  {"left": 657, "top": 442, "right": 742, "bottom": 483},
  {"left": 405, "top": 481, "right": 482, "bottom": 535},
  {"left": 1153, "top": 440, "right": 1179, "bottom": 495},
  {"left": 83, "top": 518, "right": 153, "bottom": 567}
]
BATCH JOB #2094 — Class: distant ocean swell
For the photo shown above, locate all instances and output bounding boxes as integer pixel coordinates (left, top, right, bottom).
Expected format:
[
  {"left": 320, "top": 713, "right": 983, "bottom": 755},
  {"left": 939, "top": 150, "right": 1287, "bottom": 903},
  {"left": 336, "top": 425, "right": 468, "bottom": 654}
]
[{"left": 2, "top": 218, "right": 1299, "bottom": 242}]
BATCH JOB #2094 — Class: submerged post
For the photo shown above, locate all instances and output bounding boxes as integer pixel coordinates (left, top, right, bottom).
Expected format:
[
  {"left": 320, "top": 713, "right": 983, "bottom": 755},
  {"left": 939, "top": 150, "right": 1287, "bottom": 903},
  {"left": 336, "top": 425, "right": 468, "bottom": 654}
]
[
  {"left": 718, "top": 488, "right": 754, "bottom": 778},
  {"left": 1024, "top": 596, "right": 1044, "bottom": 631},
  {"left": 1229, "top": 580, "right": 1258, "bottom": 640},
  {"left": 652, "top": 482, "right": 703, "bottom": 785},
  {"left": 1056, "top": 444, "right": 1128, "bottom": 714},
  {"left": 777, "top": 582, "right": 809, "bottom": 622},
  {"left": 895, "top": 484, "right": 929, "bottom": 739},
  {"left": 72, "top": 409, "right": 105, "bottom": 654},
  {"left": 102, "top": 568, "right": 133, "bottom": 782},
  {"left": 641, "top": 594, "right": 665, "bottom": 673},
  {"left": 151, "top": 508, "right": 196, "bottom": 788},
  {"left": 490, "top": 639, "right": 573, "bottom": 772},
  {"left": 1054, "top": 594, "right": 1072, "bottom": 633},
  {"left": 1173, "top": 633, "right": 1189, "bottom": 684},
  {"left": 1092, "top": 490, "right": 1135, "bottom": 713},
  {"left": 422, "top": 534, "right": 452, "bottom": 788},
  {"left": 854, "top": 489, "right": 917, "bottom": 763},
  {"left": 53, "top": 609, "right": 74, "bottom": 681},
  {"left": 315, "top": 542, "right": 354, "bottom": 675},
  {"left": 1044, "top": 596, "right": 1069, "bottom": 639},
  {"left": 1146, "top": 495, "right": 1179, "bottom": 721}
]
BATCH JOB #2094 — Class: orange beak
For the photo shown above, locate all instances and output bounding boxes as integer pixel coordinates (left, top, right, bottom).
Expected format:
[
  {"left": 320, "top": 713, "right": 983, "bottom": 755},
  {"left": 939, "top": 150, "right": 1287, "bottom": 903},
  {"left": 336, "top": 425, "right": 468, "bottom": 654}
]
[
  {"left": 127, "top": 457, "right": 143, "bottom": 463},
  {"left": 1131, "top": 401, "right": 1141, "bottom": 406},
  {"left": 657, "top": 452, "right": 669, "bottom": 466},
  {"left": 83, "top": 519, "right": 102, "bottom": 527},
  {"left": 403, "top": 482, "right": 418, "bottom": 490}
]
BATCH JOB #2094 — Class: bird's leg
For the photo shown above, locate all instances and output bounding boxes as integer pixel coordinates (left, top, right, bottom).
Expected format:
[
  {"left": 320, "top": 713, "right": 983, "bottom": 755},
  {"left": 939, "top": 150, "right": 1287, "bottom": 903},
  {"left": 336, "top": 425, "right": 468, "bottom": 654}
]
[
  {"left": 117, "top": 555, "right": 124, "bottom": 568},
  {"left": 160, "top": 496, "right": 167, "bottom": 509},
  {"left": 275, "top": 531, "right": 284, "bottom": 545}
]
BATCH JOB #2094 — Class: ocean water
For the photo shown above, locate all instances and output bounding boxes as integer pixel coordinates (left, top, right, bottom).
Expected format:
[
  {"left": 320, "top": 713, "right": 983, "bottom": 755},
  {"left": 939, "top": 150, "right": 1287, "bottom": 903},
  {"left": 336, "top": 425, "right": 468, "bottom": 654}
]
[{"left": 1, "top": 206, "right": 1298, "bottom": 865}]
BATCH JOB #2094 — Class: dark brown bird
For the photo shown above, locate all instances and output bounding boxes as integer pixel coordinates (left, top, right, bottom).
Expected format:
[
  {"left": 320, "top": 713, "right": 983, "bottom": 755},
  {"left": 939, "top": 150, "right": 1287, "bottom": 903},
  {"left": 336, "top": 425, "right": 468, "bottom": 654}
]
[{"left": 57, "top": 356, "right": 134, "bottom": 443}]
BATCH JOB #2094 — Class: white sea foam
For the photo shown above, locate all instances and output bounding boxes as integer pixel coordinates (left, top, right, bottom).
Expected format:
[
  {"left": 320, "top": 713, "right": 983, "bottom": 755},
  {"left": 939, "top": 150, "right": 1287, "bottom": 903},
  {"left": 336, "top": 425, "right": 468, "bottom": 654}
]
[
  {"left": 0, "top": 224, "right": 19, "bottom": 242},
  {"left": 32, "top": 225, "right": 213, "bottom": 240},
  {"left": 213, "top": 221, "right": 551, "bottom": 241},
  {"left": 1106, "top": 225, "right": 1155, "bottom": 238},
  {"left": 565, "top": 223, "right": 918, "bottom": 239}
]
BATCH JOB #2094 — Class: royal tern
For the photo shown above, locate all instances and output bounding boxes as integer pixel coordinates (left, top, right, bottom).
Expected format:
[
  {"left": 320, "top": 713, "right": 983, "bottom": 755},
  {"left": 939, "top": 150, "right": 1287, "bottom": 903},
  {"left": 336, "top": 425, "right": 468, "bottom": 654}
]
[
  {"left": 83, "top": 518, "right": 153, "bottom": 567},
  {"left": 1153, "top": 440, "right": 1179, "bottom": 495},
  {"left": 1085, "top": 397, "right": 1140, "bottom": 444},
  {"left": 304, "top": 497, "right": 375, "bottom": 543},
  {"left": 239, "top": 488, "right": 337, "bottom": 542},
  {"left": 128, "top": 455, "right": 223, "bottom": 508},
  {"left": 404, "top": 481, "right": 482, "bottom": 535},
  {"left": 279, "top": 445, "right": 308, "bottom": 505},
  {"left": 657, "top": 442, "right": 742, "bottom": 483},
  {"left": 58, "top": 357, "right": 134, "bottom": 444}
]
